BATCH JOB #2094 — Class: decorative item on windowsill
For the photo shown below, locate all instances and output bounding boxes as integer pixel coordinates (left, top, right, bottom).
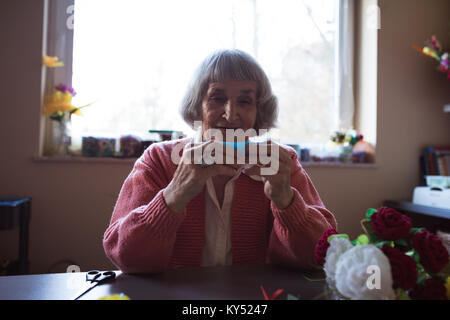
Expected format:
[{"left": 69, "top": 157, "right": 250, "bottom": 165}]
[
  {"left": 413, "top": 35, "right": 450, "bottom": 81},
  {"left": 313, "top": 207, "right": 450, "bottom": 300},
  {"left": 43, "top": 83, "right": 91, "bottom": 157},
  {"left": 327, "top": 129, "right": 366, "bottom": 163},
  {"left": 81, "top": 136, "right": 117, "bottom": 158},
  {"left": 352, "top": 139, "right": 376, "bottom": 164},
  {"left": 118, "top": 135, "right": 143, "bottom": 158}
]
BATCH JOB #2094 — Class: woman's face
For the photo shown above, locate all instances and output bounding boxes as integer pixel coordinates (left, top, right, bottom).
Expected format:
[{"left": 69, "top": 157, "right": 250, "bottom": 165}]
[{"left": 201, "top": 80, "right": 258, "bottom": 141}]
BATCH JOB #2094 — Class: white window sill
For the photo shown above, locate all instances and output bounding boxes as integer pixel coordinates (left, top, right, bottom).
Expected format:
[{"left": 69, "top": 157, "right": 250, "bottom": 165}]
[{"left": 32, "top": 156, "right": 379, "bottom": 169}]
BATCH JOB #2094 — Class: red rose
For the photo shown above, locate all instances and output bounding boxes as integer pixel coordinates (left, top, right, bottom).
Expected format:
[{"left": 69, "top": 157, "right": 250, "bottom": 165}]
[
  {"left": 410, "top": 278, "right": 447, "bottom": 300},
  {"left": 370, "top": 207, "right": 412, "bottom": 241},
  {"left": 412, "top": 230, "right": 449, "bottom": 274},
  {"left": 314, "top": 229, "right": 338, "bottom": 266},
  {"left": 381, "top": 245, "right": 417, "bottom": 290}
]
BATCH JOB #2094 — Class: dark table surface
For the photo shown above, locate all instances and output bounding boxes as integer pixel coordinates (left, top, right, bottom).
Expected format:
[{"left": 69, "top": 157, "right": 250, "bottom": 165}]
[
  {"left": 384, "top": 200, "right": 450, "bottom": 219},
  {"left": 0, "top": 264, "right": 326, "bottom": 300}
]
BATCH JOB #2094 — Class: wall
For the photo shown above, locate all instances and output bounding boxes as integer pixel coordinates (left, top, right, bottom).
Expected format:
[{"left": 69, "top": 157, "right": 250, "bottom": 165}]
[{"left": 0, "top": 0, "right": 449, "bottom": 274}]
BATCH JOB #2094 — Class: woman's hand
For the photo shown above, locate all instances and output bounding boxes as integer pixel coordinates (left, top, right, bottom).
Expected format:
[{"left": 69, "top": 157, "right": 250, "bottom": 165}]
[
  {"left": 163, "top": 141, "right": 236, "bottom": 214},
  {"left": 244, "top": 141, "right": 294, "bottom": 210}
]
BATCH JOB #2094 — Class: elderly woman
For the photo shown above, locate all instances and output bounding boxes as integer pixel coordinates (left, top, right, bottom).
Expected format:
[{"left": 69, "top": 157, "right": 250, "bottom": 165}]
[{"left": 103, "top": 49, "right": 337, "bottom": 273}]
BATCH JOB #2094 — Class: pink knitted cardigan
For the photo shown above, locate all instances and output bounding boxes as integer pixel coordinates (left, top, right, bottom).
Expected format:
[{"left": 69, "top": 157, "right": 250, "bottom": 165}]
[{"left": 103, "top": 139, "right": 337, "bottom": 273}]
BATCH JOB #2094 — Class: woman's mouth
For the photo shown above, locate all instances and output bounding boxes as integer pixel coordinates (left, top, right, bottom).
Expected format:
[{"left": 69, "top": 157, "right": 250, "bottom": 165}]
[{"left": 214, "top": 125, "right": 241, "bottom": 130}]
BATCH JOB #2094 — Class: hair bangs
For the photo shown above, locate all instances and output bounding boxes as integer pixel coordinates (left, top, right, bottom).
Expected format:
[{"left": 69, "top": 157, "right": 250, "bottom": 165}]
[{"left": 206, "top": 51, "right": 261, "bottom": 85}]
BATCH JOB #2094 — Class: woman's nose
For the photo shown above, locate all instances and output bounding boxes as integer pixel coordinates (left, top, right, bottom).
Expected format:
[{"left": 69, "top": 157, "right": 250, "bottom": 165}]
[{"left": 223, "top": 100, "right": 238, "bottom": 122}]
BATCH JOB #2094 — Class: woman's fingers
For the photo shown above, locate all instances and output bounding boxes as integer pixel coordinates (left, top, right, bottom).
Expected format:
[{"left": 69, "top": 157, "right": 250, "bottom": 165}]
[
  {"left": 205, "top": 164, "right": 237, "bottom": 177},
  {"left": 181, "top": 139, "right": 292, "bottom": 172},
  {"left": 182, "top": 140, "right": 215, "bottom": 165},
  {"left": 242, "top": 165, "right": 261, "bottom": 176}
]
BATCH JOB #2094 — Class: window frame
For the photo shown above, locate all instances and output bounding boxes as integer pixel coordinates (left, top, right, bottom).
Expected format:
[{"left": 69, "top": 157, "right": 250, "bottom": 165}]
[
  {"left": 41, "top": 0, "right": 361, "bottom": 155},
  {"left": 40, "top": 0, "right": 74, "bottom": 156}
]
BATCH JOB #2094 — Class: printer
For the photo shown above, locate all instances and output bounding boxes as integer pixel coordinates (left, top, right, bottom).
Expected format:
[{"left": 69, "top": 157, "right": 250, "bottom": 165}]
[{"left": 413, "top": 186, "right": 450, "bottom": 210}]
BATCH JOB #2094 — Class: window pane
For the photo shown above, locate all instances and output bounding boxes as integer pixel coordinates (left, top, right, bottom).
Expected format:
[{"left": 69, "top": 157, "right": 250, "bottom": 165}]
[{"left": 72, "top": 0, "right": 337, "bottom": 143}]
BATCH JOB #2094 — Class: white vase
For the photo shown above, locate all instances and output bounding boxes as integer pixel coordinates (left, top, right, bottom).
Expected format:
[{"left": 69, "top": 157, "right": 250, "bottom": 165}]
[{"left": 51, "top": 115, "right": 72, "bottom": 157}]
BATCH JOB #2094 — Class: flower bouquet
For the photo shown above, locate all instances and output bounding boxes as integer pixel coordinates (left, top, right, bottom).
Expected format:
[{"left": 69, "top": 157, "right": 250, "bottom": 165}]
[
  {"left": 43, "top": 83, "right": 84, "bottom": 120},
  {"left": 413, "top": 35, "right": 450, "bottom": 80},
  {"left": 42, "top": 55, "right": 93, "bottom": 156},
  {"left": 43, "top": 83, "right": 92, "bottom": 156},
  {"left": 314, "top": 207, "right": 450, "bottom": 300}
]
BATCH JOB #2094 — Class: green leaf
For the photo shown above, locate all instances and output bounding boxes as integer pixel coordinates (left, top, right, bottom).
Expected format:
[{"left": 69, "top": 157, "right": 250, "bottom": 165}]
[
  {"left": 375, "top": 241, "right": 394, "bottom": 249},
  {"left": 354, "top": 234, "right": 369, "bottom": 245},
  {"left": 417, "top": 273, "right": 428, "bottom": 284},
  {"left": 367, "top": 231, "right": 380, "bottom": 243},
  {"left": 394, "top": 238, "right": 409, "bottom": 247},
  {"left": 302, "top": 275, "right": 326, "bottom": 282},
  {"left": 432, "top": 274, "right": 448, "bottom": 282},
  {"left": 407, "top": 250, "right": 422, "bottom": 265},
  {"left": 49, "top": 112, "right": 64, "bottom": 122},
  {"left": 413, "top": 251, "right": 421, "bottom": 264},
  {"left": 327, "top": 234, "right": 350, "bottom": 243},
  {"left": 436, "top": 261, "right": 450, "bottom": 278},
  {"left": 310, "top": 264, "right": 325, "bottom": 271},
  {"left": 410, "top": 227, "right": 425, "bottom": 235},
  {"left": 394, "top": 288, "right": 411, "bottom": 300},
  {"left": 365, "top": 208, "right": 377, "bottom": 221}
]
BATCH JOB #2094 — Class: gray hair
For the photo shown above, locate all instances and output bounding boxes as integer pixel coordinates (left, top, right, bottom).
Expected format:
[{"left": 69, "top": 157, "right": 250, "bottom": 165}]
[{"left": 180, "top": 49, "right": 278, "bottom": 132}]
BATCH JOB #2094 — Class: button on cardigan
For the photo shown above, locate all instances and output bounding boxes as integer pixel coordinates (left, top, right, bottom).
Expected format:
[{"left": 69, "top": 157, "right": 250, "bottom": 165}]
[{"left": 103, "top": 138, "right": 337, "bottom": 273}]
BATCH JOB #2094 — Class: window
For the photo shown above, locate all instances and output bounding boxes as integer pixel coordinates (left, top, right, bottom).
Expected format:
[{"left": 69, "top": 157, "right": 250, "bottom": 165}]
[{"left": 45, "top": 0, "right": 355, "bottom": 151}]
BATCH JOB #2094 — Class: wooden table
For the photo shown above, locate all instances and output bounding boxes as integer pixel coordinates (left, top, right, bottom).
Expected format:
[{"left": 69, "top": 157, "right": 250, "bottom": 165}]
[{"left": 0, "top": 264, "right": 326, "bottom": 300}]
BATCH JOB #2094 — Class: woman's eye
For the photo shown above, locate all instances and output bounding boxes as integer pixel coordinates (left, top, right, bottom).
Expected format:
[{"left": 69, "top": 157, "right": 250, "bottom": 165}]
[{"left": 210, "top": 96, "right": 226, "bottom": 102}]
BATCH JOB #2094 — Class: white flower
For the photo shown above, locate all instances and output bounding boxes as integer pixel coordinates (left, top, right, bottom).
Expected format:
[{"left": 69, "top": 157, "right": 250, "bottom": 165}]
[
  {"left": 334, "top": 245, "right": 396, "bottom": 300},
  {"left": 324, "top": 237, "right": 353, "bottom": 284}
]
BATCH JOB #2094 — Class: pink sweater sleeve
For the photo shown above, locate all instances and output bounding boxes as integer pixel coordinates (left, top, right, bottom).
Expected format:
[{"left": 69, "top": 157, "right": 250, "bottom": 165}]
[
  {"left": 267, "top": 149, "right": 337, "bottom": 269},
  {"left": 103, "top": 145, "right": 185, "bottom": 274}
]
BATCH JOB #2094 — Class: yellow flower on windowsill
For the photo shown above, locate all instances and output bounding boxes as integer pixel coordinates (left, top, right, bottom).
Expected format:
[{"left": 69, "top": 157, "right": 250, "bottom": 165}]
[
  {"left": 43, "top": 83, "right": 92, "bottom": 121},
  {"left": 42, "top": 55, "right": 64, "bottom": 68},
  {"left": 44, "top": 90, "right": 76, "bottom": 115}
]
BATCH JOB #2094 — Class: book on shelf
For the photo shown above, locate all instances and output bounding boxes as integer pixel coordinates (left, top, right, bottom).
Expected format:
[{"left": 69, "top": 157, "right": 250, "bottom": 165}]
[{"left": 422, "top": 146, "right": 450, "bottom": 177}]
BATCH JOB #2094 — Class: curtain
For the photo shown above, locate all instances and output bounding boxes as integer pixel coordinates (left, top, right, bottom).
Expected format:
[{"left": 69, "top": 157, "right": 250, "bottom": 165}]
[{"left": 335, "top": 0, "right": 355, "bottom": 131}]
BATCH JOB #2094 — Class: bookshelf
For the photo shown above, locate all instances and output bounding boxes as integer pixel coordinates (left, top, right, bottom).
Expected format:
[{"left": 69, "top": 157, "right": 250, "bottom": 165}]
[{"left": 421, "top": 146, "right": 450, "bottom": 184}]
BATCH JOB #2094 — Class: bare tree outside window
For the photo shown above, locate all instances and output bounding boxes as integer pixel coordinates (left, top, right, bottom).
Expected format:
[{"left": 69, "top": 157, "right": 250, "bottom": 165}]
[{"left": 71, "top": 0, "right": 338, "bottom": 145}]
